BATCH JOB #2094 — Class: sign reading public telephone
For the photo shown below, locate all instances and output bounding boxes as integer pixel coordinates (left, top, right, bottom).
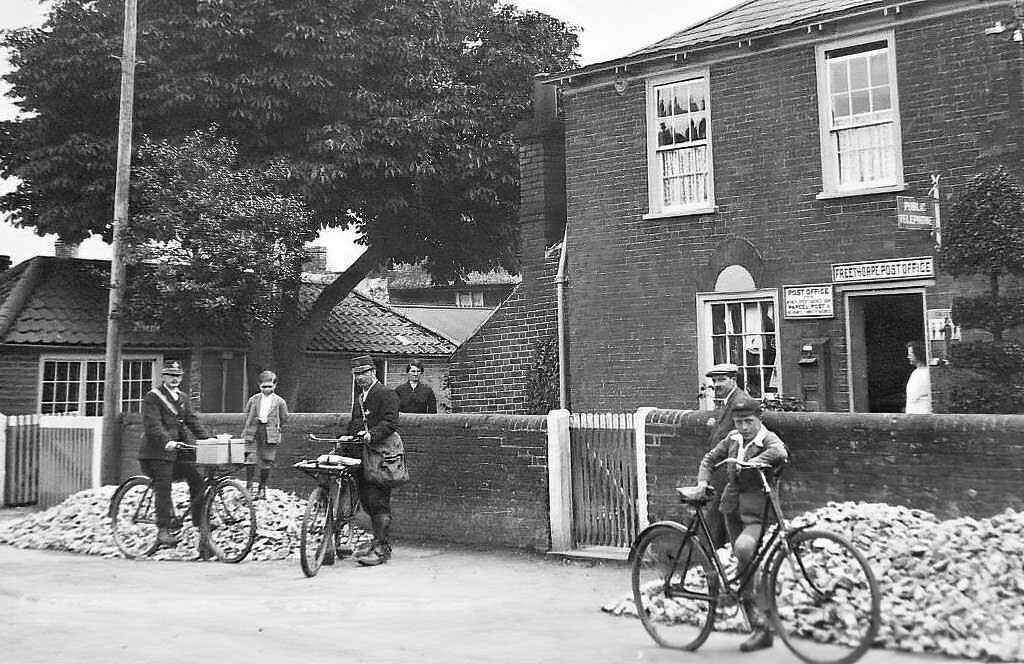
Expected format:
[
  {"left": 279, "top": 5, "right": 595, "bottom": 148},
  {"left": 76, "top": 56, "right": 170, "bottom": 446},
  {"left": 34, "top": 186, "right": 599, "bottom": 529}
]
[{"left": 896, "top": 196, "right": 936, "bottom": 230}]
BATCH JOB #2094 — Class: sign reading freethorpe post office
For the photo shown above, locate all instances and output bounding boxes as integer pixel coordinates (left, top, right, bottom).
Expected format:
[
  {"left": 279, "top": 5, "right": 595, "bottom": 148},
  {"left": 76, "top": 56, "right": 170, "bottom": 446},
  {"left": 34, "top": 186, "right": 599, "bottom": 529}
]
[{"left": 832, "top": 256, "right": 934, "bottom": 283}]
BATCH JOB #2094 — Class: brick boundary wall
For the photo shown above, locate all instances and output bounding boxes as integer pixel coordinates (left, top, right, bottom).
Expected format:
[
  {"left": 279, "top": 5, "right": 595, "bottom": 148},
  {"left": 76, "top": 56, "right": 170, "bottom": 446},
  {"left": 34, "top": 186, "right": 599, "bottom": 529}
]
[
  {"left": 120, "top": 412, "right": 552, "bottom": 552},
  {"left": 643, "top": 409, "right": 1024, "bottom": 524}
]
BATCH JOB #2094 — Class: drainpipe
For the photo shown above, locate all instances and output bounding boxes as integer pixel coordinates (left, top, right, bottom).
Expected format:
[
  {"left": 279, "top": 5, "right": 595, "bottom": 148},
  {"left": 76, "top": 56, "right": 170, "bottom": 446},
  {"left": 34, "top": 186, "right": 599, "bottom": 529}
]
[{"left": 555, "top": 227, "right": 569, "bottom": 410}]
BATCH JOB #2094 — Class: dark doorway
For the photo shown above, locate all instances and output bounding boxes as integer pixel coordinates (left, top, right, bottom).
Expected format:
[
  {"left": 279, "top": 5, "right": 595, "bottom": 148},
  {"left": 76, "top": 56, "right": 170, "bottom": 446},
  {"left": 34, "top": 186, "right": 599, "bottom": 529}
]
[{"left": 847, "top": 293, "right": 925, "bottom": 412}]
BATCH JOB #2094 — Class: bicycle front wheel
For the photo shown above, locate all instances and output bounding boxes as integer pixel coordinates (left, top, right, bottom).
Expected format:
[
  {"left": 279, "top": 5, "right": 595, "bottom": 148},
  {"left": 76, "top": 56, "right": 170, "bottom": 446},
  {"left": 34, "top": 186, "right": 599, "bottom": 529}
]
[
  {"left": 203, "top": 479, "right": 256, "bottom": 564},
  {"left": 767, "top": 529, "right": 881, "bottom": 664},
  {"left": 631, "top": 524, "right": 718, "bottom": 651},
  {"left": 300, "top": 486, "right": 332, "bottom": 577},
  {"left": 110, "top": 476, "right": 159, "bottom": 559}
]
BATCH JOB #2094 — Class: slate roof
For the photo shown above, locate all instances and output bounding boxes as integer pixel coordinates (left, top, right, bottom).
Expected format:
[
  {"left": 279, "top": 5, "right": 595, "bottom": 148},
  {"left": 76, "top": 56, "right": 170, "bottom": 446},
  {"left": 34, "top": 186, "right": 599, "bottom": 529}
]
[
  {"left": 630, "top": 0, "right": 889, "bottom": 59},
  {"left": 0, "top": 256, "right": 456, "bottom": 357},
  {"left": 546, "top": 0, "right": 898, "bottom": 79},
  {"left": 390, "top": 305, "right": 494, "bottom": 345}
]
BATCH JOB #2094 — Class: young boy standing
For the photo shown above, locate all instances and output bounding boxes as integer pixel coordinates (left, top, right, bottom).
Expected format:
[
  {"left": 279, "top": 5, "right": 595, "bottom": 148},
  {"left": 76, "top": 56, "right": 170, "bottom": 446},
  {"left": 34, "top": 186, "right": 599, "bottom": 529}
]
[{"left": 242, "top": 370, "right": 290, "bottom": 499}]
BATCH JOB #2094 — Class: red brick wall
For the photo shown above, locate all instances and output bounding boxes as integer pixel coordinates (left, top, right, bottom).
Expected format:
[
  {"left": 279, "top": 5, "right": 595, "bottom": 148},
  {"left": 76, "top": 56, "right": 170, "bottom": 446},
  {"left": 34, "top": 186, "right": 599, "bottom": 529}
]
[
  {"left": 120, "top": 411, "right": 552, "bottom": 551},
  {"left": 643, "top": 409, "right": 1024, "bottom": 523},
  {"left": 447, "top": 108, "right": 565, "bottom": 413},
  {"left": 556, "top": 6, "right": 1023, "bottom": 412}
]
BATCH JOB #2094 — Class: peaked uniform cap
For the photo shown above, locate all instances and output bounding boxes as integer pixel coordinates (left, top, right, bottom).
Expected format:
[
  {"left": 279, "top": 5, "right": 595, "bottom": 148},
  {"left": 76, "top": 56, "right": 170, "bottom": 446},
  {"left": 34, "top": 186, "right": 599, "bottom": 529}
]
[
  {"left": 350, "top": 354, "right": 375, "bottom": 374},
  {"left": 161, "top": 360, "right": 184, "bottom": 375}
]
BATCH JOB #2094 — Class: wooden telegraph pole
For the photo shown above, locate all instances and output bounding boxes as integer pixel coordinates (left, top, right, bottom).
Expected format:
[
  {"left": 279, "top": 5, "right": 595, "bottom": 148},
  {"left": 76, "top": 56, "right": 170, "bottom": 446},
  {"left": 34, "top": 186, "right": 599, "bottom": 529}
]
[{"left": 100, "top": 0, "right": 138, "bottom": 485}]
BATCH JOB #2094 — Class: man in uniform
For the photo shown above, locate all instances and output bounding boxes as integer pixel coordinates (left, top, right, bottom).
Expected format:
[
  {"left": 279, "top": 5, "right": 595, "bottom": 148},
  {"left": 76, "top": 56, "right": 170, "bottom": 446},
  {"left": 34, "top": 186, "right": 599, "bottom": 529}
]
[{"left": 138, "top": 359, "right": 213, "bottom": 559}]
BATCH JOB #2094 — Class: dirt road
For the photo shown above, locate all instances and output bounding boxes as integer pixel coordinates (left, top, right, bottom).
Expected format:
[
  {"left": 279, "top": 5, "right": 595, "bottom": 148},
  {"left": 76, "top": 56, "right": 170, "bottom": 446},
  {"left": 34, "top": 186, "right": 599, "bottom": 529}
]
[{"left": 0, "top": 544, "right": 961, "bottom": 664}]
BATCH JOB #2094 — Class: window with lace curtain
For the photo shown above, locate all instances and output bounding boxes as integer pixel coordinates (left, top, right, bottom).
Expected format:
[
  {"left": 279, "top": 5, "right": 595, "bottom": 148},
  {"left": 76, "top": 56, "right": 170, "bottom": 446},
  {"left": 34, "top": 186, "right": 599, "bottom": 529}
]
[
  {"left": 816, "top": 31, "right": 904, "bottom": 196},
  {"left": 646, "top": 70, "right": 715, "bottom": 215}
]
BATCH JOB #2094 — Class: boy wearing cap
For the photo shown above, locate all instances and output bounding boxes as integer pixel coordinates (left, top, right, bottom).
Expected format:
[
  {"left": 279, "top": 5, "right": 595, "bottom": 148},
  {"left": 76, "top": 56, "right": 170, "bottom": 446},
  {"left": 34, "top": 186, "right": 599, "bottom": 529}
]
[
  {"left": 343, "top": 354, "right": 403, "bottom": 566},
  {"left": 242, "top": 370, "right": 290, "bottom": 499},
  {"left": 138, "top": 359, "right": 213, "bottom": 558},
  {"left": 694, "top": 395, "right": 788, "bottom": 652}
]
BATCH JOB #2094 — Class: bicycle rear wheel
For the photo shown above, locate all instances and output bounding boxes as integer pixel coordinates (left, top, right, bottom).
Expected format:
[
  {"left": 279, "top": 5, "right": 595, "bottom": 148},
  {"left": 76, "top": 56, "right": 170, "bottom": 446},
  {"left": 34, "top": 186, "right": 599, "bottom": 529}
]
[
  {"left": 631, "top": 524, "right": 718, "bottom": 650},
  {"left": 300, "top": 486, "right": 332, "bottom": 577},
  {"left": 110, "top": 476, "right": 160, "bottom": 559},
  {"left": 203, "top": 479, "right": 256, "bottom": 564},
  {"left": 767, "top": 529, "right": 880, "bottom": 664},
  {"left": 333, "top": 476, "right": 360, "bottom": 559}
]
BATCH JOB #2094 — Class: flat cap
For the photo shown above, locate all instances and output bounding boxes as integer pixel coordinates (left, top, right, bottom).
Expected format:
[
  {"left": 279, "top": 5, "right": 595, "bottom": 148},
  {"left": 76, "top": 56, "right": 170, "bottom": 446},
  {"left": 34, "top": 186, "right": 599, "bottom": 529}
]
[{"left": 705, "top": 362, "right": 739, "bottom": 377}]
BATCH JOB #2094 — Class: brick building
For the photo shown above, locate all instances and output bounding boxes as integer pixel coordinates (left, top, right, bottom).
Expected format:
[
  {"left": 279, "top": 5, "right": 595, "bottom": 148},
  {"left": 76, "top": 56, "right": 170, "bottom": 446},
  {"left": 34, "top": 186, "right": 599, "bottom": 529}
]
[{"left": 452, "top": 0, "right": 1024, "bottom": 414}]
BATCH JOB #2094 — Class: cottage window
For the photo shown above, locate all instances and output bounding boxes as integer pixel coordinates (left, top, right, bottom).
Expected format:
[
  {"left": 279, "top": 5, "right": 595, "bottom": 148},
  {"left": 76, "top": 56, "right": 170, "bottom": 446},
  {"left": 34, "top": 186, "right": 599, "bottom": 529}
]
[
  {"left": 40, "top": 357, "right": 157, "bottom": 415},
  {"left": 646, "top": 71, "right": 714, "bottom": 215},
  {"left": 816, "top": 32, "right": 904, "bottom": 196}
]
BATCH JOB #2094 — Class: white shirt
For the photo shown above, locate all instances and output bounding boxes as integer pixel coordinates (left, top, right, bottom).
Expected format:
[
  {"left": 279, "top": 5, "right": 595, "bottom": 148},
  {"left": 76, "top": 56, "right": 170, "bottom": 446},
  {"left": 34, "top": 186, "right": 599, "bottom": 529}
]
[
  {"left": 905, "top": 366, "right": 932, "bottom": 414},
  {"left": 258, "top": 393, "right": 274, "bottom": 422}
]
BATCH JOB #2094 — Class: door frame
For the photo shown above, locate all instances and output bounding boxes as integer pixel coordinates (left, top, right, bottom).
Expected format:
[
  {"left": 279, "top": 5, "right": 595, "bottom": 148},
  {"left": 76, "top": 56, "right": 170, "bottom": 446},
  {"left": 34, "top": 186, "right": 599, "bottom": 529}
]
[{"left": 840, "top": 280, "right": 931, "bottom": 413}]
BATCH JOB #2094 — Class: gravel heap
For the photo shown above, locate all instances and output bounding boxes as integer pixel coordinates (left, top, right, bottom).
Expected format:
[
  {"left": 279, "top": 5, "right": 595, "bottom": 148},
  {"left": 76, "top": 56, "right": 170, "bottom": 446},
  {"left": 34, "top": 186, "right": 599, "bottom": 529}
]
[
  {"left": 0, "top": 482, "right": 370, "bottom": 562},
  {"left": 602, "top": 501, "right": 1024, "bottom": 662}
]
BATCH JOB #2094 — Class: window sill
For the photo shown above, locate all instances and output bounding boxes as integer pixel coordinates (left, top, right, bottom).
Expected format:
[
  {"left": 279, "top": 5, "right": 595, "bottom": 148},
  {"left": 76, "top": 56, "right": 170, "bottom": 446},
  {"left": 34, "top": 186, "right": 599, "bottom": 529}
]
[
  {"left": 815, "top": 183, "right": 906, "bottom": 200},
  {"left": 643, "top": 205, "right": 719, "bottom": 220}
]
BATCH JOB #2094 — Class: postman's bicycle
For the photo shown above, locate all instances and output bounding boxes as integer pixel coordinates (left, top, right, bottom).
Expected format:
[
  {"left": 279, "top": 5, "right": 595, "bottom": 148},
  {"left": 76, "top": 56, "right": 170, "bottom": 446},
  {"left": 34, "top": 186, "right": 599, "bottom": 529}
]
[
  {"left": 109, "top": 448, "right": 256, "bottom": 563},
  {"left": 630, "top": 458, "right": 880, "bottom": 664},
  {"left": 293, "top": 433, "right": 365, "bottom": 577}
]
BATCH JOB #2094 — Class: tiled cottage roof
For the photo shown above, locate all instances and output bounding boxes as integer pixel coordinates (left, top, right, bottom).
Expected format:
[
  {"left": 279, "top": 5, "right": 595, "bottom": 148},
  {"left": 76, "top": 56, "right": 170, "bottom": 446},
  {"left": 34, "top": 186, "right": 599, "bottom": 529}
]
[
  {"left": 0, "top": 257, "right": 180, "bottom": 347},
  {"left": 0, "top": 256, "right": 456, "bottom": 356},
  {"left": 630, "top": 0, "right": 889, "bottom": 59},
  {"left": 305, "top": 287, "right": 457, "bottom": 356}
]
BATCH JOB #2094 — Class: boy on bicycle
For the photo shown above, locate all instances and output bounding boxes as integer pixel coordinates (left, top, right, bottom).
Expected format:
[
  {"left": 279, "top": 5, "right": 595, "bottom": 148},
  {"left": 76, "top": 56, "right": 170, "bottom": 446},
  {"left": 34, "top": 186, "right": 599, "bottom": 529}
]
[{"left": 693, "top": 395, "right": 788, "bottom": 652}]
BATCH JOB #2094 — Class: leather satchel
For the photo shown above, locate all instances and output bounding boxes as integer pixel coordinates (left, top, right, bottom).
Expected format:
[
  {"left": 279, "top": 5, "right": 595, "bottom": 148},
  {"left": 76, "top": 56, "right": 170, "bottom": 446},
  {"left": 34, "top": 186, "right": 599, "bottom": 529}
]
[{"left": 362, "top": 432, "right": 410, "bottom": 487}]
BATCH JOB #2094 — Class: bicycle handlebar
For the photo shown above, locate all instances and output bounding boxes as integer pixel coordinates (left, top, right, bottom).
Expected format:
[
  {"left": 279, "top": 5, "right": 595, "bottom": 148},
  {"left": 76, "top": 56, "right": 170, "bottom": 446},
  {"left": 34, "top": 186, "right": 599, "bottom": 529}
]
[
  {"left": 306, "top": 433, "right": 363, "bottom": 444},
  {"left": 714, "top": 457, "right": 768, "bottom": 470}
]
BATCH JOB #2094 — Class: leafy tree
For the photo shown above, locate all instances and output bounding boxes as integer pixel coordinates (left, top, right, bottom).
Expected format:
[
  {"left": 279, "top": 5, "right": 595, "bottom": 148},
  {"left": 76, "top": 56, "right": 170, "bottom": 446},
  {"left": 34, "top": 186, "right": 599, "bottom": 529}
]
[
  {"left": 126, "top": 127, "right": 319, "bottom": 398},
  {"left": 1, "top": 0, "right": 578, "bottom": 399},
  {"left": 937, "top": 165, "right": 1024, "bottom": 412}
]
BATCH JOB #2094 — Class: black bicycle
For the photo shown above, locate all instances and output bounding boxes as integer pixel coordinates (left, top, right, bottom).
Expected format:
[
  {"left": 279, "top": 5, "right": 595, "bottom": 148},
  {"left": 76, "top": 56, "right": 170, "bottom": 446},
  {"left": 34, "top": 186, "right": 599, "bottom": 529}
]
[
  {"left": 109, "top": 455, "right": 256, "bottom": 563},
  {"left": 293, "top": 433, "right": 364, "bottom": 577},
  {"left": 630, "top": 458, "right": 880, "bottom": 664}
]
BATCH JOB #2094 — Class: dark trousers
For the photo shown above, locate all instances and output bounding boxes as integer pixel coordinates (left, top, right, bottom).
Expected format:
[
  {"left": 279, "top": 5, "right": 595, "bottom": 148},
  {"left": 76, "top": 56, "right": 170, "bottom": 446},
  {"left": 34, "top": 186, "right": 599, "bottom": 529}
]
[
  {"left": 357, "top": 476, "right": 392, "bottom": 543},
  {"left": 140, "top": 458, "right": 205, "bottom": 529}
]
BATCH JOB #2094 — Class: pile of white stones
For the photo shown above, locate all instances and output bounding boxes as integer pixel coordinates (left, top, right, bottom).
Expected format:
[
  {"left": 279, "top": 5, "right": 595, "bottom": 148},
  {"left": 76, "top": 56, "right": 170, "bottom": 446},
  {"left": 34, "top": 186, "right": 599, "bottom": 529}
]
[
  {"left": 603, "top": 501, "right": 1024, "bottom": 662},
  {"left": 0, "top": 482, "right": 369, "bottom": 562}
]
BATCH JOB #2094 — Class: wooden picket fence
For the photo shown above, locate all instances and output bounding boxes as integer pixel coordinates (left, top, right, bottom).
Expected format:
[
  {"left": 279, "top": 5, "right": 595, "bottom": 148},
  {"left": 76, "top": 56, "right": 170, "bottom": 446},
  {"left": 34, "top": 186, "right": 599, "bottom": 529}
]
[{"left": 1, "top": 413, "right": 103, "bottom": 508}]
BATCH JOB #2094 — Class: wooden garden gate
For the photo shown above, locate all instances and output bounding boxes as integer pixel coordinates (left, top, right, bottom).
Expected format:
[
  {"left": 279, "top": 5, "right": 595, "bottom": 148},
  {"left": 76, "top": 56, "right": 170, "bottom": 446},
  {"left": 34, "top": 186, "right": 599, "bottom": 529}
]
[
  {"left": 567, "top": 411, "right": 649, "bottom": 554},
  {"left": 1, "top": 414, "right": 103, "bottom": 508}
]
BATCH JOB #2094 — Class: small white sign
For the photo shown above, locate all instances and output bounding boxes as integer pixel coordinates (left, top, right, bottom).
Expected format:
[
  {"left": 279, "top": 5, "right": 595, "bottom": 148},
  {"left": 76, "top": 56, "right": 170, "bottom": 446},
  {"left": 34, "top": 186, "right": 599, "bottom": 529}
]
[
  {"left": 832, "top": 256, "right": 934, "bottom": 283},
  {"left": 783, "top": 284, "right": 834, "bottom": 319},
  {"left": 927, "top": 308, "right": 961, "bottom": 342}
]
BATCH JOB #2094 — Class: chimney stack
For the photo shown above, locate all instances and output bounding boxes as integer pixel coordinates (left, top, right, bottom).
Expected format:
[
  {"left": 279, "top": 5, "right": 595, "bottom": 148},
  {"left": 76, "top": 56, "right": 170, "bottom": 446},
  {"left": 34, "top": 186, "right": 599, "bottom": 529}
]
[
  {"left": 0, "top": 255, "right": 11, "bottom": 272},
  {"left": 54, "top": 239, "right": 80, "bottom": 258},
  {"left": 303, "top": 245, "right": 329, "bottom": 273}
]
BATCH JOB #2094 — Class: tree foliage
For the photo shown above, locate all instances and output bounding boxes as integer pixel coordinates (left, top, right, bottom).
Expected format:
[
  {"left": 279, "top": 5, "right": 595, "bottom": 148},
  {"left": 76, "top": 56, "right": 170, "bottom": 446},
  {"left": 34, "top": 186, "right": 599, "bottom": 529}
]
[
  {"left": 125, "top": 127, "right": 318, "bottom": 341},
  {"left": 1, "top": 0, "right": 579, "bottom": 280},
  {"left": 937, "top": 166, "right": 1024, "bottom": 413}
]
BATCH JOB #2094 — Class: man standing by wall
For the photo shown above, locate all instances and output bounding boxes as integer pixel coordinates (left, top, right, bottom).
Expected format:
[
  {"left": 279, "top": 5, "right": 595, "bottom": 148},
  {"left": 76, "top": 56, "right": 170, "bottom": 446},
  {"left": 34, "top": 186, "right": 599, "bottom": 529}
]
[
  {"left": 394, "top": 359, "right": 437, "bottom": 414},
  {"left": 701, "top": 363, "right": 751, "bottom": 548}
]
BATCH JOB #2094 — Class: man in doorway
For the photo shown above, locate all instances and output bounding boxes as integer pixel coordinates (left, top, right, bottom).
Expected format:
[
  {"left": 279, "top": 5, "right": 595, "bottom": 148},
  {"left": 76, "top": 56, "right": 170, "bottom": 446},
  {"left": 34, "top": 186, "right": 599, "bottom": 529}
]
[
  {"left": 394, "top": 359, "right": 437, "bottom": 413},
  {"left": 905, "top": 340, "right": 932, "bottom": 414},
  {"left": 702, "top": 363, "right": 751, "bottom": 549}
]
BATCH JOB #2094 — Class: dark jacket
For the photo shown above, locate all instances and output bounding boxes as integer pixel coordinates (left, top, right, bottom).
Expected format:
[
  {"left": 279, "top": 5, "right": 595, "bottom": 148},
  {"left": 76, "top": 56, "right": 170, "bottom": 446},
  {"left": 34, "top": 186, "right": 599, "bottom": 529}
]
[
  {"left": 139, "top": 385, "right": 210, "bottom": 461},
  {"left": 394, "top": 381, "right": 437, "bottom": 414},
  {"left": 698, "top": 425, "right": 788, "bottom": 522},
  {"left": 348, "top": 380, "right": 400, "bottom": 446}
]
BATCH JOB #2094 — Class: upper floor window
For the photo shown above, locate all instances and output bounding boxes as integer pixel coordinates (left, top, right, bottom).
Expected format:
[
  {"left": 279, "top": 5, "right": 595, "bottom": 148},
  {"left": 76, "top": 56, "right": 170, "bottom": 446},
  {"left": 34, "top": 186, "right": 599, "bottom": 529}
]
[
  {"left": 817, "top": 32, "right": 903, "bottom": 196},
  {"left": 646, "top": 71, "right": 714, "bottom": 215},
  {"left": 456, "top": 291, "right": 484, "bottom": 307},
  {"left": 40, "top": 357, "right": 157, "bottom": 415}
]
